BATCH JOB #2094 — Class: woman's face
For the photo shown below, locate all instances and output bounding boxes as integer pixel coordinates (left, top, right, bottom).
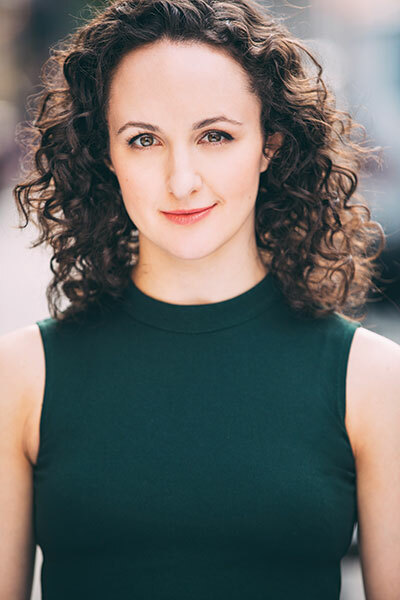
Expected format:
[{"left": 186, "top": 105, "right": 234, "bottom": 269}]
[{"left": 107, "top": 39, "right": 273, "bottom": 264}]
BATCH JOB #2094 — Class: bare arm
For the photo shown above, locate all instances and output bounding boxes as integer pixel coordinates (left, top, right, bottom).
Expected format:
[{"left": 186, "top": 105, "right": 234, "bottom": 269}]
[
  {"left": 347, "top": 327, "right": 400, "bottom": 600},
  {"left": 0, "top": 325, "right": 44, "bottom": 599}
]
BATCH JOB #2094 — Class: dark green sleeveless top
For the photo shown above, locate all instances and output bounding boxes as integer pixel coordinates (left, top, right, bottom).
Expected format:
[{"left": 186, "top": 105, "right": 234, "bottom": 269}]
[{"left": 34, "top": 272, "right": 361, "bottom": 599}]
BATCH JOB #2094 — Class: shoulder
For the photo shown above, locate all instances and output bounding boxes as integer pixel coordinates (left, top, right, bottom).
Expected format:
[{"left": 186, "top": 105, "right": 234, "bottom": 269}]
[
  {"left": 345, "top": 326, "right": 400, "bottom": 594},
  {"left": 345, "top": 325, "right": 400, "bottom": 459},
  {"left": 0, "top": 324, "right": 46, "bottom": 464},
  {"left": 0, "top": 324, "right": 45, "bottom": 396}
]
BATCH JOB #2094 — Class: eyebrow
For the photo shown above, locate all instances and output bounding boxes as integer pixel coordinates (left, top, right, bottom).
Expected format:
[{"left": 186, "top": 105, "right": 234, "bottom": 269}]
[{"left": 116, "top": 115, "right": 243, "bottom": 136}]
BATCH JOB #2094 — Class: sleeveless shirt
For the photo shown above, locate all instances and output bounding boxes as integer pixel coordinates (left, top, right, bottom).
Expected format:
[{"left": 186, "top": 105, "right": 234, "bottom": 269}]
[{"left": 33, "top": 272, "right": 361, "bottom": 599}]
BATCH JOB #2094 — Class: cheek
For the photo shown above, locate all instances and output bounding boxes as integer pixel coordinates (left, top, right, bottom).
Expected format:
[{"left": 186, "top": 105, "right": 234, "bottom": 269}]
[
  {"left": 219, "top": 151, "right": 261, "bottom": 205},
  {"left": 116, "top": 161, "right": 161, "bottom": 214},
  {"left": 116, "top": 156, "right": 150, "bottom": 189}
]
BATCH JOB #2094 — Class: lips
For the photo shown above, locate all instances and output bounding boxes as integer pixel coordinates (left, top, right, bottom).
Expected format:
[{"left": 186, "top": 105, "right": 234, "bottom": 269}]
[
  {"left": 162, "top": 203, "right": 217, "bottom": 215},
  {"left": 161, "top": 203, "right": 217, "bottom": 225}
]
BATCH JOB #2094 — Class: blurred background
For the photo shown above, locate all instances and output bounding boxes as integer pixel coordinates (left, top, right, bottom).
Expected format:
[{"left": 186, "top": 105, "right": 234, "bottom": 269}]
[{"left": 0, "top": 0, "right": 399, "bottom": 598}]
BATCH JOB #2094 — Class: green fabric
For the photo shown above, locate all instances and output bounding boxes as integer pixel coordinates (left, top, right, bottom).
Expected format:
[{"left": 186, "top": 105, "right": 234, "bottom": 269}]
[{"left": 34, "top": 272, "right": 361, "bottom": 599}]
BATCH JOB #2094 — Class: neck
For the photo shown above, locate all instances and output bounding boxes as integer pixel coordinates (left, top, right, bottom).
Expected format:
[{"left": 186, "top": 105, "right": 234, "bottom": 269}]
[{"left": 130, "top": 241, "right": 270, "bottom": 306}]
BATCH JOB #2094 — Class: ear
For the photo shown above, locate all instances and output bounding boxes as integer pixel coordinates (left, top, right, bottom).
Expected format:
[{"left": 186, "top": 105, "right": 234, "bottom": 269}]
[
  {"left": 104, "top": 157, "right": 116, "bottom": 174},
  {"left": 260, "top": 132, "right": 284, "bottom": 173}
]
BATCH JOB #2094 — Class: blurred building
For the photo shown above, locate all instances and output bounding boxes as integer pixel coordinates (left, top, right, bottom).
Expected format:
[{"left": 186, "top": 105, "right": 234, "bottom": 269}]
[{"left": 1, "top": 1, "right": 399, "bottom": 599}]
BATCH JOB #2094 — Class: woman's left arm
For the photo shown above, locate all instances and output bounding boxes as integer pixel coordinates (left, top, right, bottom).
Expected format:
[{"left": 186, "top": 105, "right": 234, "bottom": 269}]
[{"left": 346, "top": 326, "right": 400, "bottom": 600}]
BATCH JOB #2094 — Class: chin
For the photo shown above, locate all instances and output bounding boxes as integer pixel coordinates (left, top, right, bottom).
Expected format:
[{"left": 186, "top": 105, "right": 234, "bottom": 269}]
[{"left": 163, "top": 241, "right": 221, "bottom": 262}]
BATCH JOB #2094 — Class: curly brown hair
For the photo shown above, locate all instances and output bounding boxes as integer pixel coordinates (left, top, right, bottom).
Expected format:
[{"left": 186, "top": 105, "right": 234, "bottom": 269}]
[{"left": 14, "top": 0, "right": 385, "bottom": 322}]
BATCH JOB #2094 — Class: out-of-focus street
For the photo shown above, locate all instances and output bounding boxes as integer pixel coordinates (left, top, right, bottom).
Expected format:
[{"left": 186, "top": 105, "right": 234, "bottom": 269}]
[{"left": 1, "top": 1, "right": 399, "bottom": 599}]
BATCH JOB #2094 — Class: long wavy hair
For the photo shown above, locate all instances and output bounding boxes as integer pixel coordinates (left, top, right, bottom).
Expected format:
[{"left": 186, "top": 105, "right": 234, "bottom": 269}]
[{"left": 14, "top": 0, "right": 385, "bottom": 322}]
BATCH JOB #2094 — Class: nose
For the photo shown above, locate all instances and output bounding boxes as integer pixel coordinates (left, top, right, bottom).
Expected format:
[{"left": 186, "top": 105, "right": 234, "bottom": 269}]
[{"left": 166, "top": 148, "right": 203, "bottom": 199}]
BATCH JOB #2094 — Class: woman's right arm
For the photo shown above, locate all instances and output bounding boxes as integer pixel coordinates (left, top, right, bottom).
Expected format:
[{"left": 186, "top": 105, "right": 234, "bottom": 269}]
[{"left": 0, "top": 325, "right": 44, "bottom": 600}]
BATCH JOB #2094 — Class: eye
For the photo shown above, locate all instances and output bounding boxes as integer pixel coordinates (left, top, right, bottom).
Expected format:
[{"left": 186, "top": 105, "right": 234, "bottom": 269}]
[
  {"left": 126, "top": 130, "right": 234, "bottom": 149},
  {"left": 200, "top": 130, "right": 234, "bottom": 145},
  {"left": 127, "top": 133, "right": 157, "bottom": 148}
]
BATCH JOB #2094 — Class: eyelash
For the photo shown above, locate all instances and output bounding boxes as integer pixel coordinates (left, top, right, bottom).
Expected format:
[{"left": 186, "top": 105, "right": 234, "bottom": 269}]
[{"left": 126, "top": 130, "right": 234, "bottom": 149}]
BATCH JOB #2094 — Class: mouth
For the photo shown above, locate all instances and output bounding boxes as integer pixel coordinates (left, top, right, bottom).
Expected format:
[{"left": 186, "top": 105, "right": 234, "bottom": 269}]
[
  {"left": 160, "top": 203, "right": 218, "bottom": 225},
  {"left": 161, "top": 203, "right": 217, "bottom": 215}
]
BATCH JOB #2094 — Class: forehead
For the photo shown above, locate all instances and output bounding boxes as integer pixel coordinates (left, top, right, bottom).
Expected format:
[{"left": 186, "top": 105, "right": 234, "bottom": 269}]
[{"left": 107, "top": 39, "right": 258, "bottom": 123}]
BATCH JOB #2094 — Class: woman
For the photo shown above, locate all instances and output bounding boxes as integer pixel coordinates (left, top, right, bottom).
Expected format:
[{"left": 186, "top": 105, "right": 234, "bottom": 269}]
[{"left": 1, "top": 0, "right": 399, "bottom": 598}]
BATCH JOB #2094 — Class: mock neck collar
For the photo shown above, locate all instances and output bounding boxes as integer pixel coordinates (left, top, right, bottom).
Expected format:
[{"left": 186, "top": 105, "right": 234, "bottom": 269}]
[{"left": 120, "top": 271, "right": 280, "bottom": 333}]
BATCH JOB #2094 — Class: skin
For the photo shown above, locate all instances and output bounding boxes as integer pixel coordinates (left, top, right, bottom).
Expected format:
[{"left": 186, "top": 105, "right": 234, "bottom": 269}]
[{"left": 106, "top": 39, "right": 282, "bottom": 305}]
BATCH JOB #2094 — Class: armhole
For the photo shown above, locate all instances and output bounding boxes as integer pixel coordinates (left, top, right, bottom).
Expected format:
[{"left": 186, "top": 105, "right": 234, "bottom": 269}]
[
  {"left": 335, "top": 316, "right": 362, "bottom": 462},
  {"left": 34, "top": 319, "right": 54, "bottom": 470},
  {"left": 333, "top": 315, "right": 362, "bottom": 529}
]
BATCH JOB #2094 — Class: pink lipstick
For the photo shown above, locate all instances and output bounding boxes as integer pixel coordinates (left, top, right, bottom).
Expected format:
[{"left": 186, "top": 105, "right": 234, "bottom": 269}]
[{"left": 161, "top": 203, "right": 217, "bottom": 225}]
